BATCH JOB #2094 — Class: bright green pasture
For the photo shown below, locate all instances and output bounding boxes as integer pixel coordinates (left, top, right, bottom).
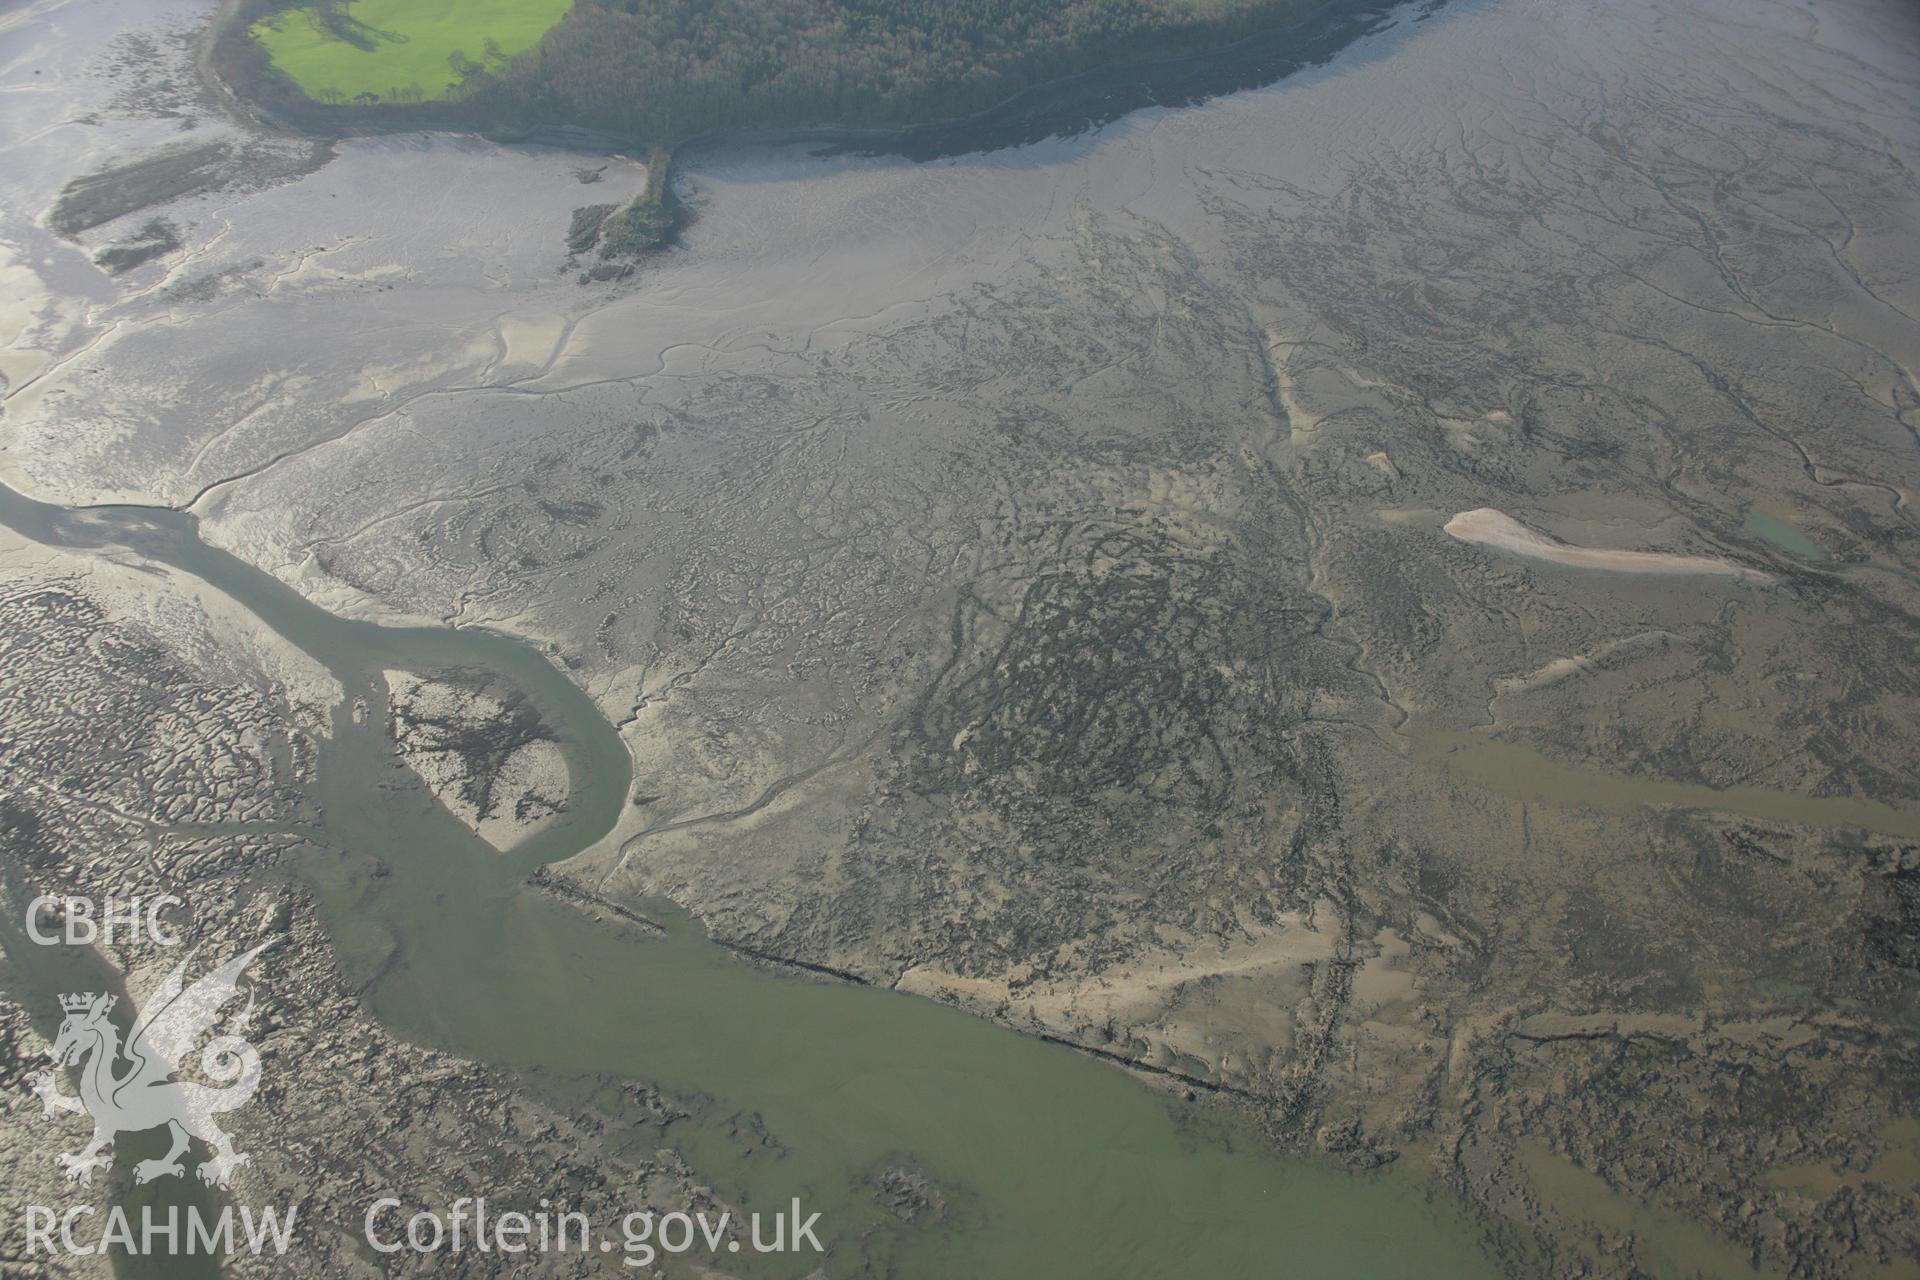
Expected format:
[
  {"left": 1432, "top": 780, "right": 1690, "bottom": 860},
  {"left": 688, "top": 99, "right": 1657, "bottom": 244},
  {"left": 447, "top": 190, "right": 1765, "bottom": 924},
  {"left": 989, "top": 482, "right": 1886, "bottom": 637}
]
[{"left": 252, "top": 0, "right": 571, "bottom": 103}]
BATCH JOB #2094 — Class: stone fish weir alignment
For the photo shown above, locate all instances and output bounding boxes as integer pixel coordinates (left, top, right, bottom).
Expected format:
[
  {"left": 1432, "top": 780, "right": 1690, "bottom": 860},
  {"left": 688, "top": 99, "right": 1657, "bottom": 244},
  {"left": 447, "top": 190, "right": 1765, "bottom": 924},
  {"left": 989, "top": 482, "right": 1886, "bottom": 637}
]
[{"left": 0, "top": 479, "right": 1498, "bottom": 1278}]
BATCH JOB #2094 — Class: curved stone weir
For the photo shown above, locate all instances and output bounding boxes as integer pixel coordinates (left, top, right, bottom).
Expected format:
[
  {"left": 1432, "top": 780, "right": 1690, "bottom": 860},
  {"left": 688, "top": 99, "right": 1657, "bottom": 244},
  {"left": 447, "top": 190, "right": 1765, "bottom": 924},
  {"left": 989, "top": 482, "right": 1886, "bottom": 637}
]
[{"left": 0, "top": 480, "right": 1498, "bottom": 1277}]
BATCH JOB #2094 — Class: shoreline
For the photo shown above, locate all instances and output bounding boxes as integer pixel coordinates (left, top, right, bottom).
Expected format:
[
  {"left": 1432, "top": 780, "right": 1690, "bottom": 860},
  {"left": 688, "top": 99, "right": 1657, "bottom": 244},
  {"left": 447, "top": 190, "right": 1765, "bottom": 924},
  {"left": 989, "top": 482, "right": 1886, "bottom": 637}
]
[{"left": 197, "top": 0, "right": 1424, "bottom": 163}]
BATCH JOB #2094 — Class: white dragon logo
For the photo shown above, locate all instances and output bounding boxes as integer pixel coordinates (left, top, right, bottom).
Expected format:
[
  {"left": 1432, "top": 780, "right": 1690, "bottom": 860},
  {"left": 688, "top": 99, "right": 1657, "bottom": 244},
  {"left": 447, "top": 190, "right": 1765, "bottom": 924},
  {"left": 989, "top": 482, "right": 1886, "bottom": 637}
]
[{"left": 31, "top": 942, "right": 270, "bottom": 1189}]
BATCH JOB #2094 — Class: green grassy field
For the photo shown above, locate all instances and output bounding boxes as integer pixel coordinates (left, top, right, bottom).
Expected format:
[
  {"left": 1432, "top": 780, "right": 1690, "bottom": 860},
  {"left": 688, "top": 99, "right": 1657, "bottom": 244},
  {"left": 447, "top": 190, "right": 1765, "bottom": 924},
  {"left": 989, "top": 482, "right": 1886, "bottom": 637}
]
[{"left": 252, "top": 0, "right": 571, "bottom": 103}]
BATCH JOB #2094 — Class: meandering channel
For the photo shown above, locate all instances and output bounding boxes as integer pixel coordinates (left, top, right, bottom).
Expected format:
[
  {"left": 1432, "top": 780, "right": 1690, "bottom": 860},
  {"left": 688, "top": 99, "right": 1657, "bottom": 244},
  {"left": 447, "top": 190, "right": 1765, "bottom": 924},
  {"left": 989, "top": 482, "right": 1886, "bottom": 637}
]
[{"left": 0, "top": 479, "right": 1499, "bottom": 1277}]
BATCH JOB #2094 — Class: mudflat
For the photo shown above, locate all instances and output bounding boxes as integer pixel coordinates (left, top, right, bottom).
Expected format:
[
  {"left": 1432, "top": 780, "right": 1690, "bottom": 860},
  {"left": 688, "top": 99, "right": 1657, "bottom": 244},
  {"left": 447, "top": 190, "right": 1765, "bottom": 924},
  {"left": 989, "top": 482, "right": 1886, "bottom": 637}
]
[{"left": 3, "top": 0, "right": 1917, "bottom": 1276}]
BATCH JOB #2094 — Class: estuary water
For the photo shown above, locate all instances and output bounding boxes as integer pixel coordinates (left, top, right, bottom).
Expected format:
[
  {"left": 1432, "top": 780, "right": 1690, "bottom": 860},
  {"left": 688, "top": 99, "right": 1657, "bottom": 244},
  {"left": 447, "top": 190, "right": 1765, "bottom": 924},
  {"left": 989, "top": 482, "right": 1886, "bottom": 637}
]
[
  {"left": 0, "top": 479, "right": 1498, "bottom": 1276},
  {"left": 9, "top": 0, "right": 1913, "bottom": 1272}
]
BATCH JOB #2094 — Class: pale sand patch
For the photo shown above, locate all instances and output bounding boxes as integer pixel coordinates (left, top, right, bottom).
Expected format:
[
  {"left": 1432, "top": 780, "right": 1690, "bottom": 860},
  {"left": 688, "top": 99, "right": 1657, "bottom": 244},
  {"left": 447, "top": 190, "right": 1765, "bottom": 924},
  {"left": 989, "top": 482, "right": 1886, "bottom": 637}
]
[
  {"left": 0, "top": 254, "right": 68, "bottom": 492},
  {"left": 344, "top": 332, "right": 500, "bottom": 404},
  {"left": 0, "top": 249, "right": 60, "bottom": 368},
  {"left": 497, "top": 313, "right": 566, "bottom": 373},
  {"left": 0, "top": 255, "right": 50, "bottom": 389},
  {"left": 273, "top": 258, "right": 410, "bottom": 293},
  {"left": 896, "top": 903, "right": 1342, "bottom": 1076},
  {"left": 1445, "top": 508, "right": 1773, "bottom": 583},
  {"left": 0, "top": 347, "right": 49, "bottom": 392},
  {"left": 1349, "top": 928, "right": 1416, "bottom": 1015}
]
